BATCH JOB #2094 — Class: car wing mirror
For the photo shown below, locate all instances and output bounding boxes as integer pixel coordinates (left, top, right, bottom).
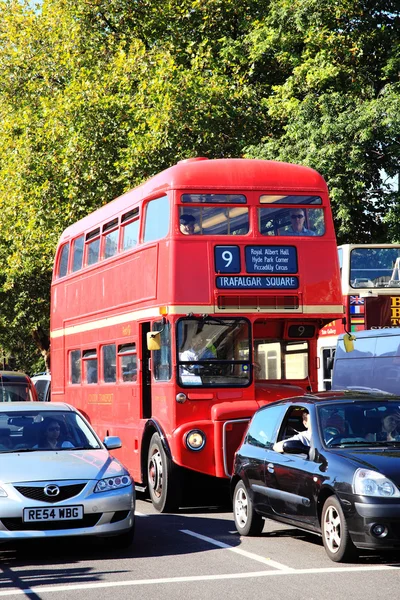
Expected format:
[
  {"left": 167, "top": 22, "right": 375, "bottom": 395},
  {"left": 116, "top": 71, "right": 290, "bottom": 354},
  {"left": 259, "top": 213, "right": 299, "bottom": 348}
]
[
  {"left": 282, "top": 440, "right": 310, "bottom": 455},
  {"left": 103, "top": 435, "right": 122, "bottom": 450}
]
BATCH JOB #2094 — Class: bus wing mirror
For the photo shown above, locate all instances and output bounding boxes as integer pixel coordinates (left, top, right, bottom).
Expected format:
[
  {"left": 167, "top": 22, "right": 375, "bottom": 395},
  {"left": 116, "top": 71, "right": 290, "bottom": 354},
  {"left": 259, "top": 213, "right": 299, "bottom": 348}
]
[
  {"left": 343, "top": 333, "right": 356, "bottom": 353},
  {"left": 147, "top": 331, "right": 161, "bottom": 351}
]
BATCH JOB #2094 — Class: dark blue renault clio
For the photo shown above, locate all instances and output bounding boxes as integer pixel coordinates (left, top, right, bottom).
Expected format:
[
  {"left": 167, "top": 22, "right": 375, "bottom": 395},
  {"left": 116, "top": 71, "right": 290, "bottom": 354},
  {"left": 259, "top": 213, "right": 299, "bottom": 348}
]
[{"left": 231, "top": 391, "right": 400, "bottom": 562}]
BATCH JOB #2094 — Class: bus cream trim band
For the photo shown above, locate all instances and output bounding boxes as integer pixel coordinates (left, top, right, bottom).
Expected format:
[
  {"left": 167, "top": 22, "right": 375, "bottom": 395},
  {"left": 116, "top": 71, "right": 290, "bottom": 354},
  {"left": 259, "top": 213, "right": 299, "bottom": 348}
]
[{"left": 50, "top": 304, "right": 343, "bottom": 339}]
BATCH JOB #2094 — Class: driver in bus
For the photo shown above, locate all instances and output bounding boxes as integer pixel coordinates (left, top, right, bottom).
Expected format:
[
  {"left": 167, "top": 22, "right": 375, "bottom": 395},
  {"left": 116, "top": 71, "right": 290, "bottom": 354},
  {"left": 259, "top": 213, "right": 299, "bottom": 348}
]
[
  {"left": 180, "top": 214, "right": 196, "bottom": 235},
  {"left": 284, "top": 209, "right": 316, "bottom": 236}
]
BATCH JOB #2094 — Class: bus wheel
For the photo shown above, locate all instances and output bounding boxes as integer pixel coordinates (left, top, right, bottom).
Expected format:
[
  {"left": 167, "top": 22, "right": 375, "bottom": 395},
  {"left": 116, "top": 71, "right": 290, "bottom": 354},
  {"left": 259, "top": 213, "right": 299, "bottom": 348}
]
[{"left": 147, "top": 433, "right": 181, "bottom": 513}]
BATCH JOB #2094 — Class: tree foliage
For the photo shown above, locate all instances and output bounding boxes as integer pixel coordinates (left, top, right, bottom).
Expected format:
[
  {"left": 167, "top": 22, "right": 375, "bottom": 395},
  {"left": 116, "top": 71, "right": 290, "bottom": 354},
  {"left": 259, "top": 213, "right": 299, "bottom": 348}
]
[
  {"left": 244, "top": 0, "right": 400, "bottom": 241},
  {"left": 0, "top": 0, "right": 398, "bottom": 371}
]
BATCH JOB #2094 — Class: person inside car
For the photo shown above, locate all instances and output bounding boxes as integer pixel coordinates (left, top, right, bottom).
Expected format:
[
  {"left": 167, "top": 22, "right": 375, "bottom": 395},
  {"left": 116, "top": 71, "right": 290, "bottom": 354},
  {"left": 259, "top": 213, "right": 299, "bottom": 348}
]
[
  {"left": 35, "top": 418, "right": 74, "bottom": 449},
  {"left": 366, "top": 410, "right": 400, "bottom": 442},
  {"left": 273, "top": 409, "right": 311, "bottom": 452}
]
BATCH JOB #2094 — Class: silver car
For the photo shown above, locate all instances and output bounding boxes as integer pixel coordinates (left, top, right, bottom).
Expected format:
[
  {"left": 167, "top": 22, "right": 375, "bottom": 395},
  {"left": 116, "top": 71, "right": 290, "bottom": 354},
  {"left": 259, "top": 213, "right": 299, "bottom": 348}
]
[{"left": 0, "top": 402, "right": 135, "bottom": 547}]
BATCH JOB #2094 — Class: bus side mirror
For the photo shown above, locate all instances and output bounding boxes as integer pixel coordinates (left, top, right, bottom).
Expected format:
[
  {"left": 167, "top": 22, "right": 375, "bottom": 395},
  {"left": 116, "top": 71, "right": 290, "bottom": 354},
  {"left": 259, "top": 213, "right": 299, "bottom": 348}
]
[
  {"left": 343, "top": 333, "right": 356, "bottom": 353},
  {"left": 147, "top": 331, "right": 161, "bottom": 351}
]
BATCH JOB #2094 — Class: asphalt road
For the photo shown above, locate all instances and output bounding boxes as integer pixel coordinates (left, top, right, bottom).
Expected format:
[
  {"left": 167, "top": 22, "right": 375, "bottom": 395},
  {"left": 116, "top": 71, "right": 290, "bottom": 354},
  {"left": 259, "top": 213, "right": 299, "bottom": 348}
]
[{"left": 1, "top": 497, "right": 400, "bottom": 600}]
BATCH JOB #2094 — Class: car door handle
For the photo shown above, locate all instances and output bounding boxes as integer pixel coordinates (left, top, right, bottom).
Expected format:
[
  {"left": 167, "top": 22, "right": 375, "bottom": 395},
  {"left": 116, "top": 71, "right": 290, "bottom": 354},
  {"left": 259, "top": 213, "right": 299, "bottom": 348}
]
[{"left": 267, "top": 463, "right": 274, "bottom": 473}]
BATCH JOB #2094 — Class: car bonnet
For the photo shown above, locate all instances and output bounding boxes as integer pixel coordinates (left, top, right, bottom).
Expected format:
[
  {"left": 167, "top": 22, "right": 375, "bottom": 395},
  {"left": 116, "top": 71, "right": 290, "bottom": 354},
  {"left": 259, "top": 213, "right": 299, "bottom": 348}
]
[
  {"left": 0, "top": 449, "right": 127, "bottom": 484},
  {"left": 332, "top": 447, "right": 400, "bottom": 486}
]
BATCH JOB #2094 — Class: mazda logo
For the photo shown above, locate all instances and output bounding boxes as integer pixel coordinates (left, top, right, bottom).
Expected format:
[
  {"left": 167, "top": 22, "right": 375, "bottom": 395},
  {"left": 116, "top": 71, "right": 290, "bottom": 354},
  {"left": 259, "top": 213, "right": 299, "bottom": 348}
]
[{"left": 44, "top": 484, "right": 60, "bottom": 497}]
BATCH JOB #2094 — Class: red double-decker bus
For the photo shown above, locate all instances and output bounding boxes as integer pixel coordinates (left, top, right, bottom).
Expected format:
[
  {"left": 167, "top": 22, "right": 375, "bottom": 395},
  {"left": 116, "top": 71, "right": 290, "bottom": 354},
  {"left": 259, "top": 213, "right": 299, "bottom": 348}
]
[{"left": 50, "top": 157, "right": 342, "bottom": 511}]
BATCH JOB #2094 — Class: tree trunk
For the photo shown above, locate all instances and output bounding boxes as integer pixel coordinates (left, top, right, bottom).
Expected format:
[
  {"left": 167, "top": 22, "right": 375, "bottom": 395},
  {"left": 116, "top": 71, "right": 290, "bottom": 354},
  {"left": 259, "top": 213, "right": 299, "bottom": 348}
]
[{"left": 32, "top": 326, "right": 51, "bottom": 372}]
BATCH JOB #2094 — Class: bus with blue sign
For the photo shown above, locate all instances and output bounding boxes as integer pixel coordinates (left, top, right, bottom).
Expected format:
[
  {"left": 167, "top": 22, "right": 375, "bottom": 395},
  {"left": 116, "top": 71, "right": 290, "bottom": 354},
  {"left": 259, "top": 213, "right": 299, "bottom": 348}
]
[{"left": 50, "top": 157, "right": 342, "bottom": 512}]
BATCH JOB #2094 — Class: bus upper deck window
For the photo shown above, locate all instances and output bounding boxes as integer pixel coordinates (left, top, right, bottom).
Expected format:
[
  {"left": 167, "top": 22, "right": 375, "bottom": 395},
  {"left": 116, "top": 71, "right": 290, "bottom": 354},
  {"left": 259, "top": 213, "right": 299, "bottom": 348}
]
[
  {"left": 86, "top": 228, "right": 100, "bottom": 266},
  {"left": 103, "top": 219, "right": 119, "bottom": 259},
  {"left": 260, "top": 195, "right": 322, "bottom": 205},
  {"left": 121, "top": 208, "right": 140, "bottom": 251},
  {"left": 71, "top": 235, "right": 84, "bottom": 272},
  {"left": 259, "top": 207, "right": 325, "bottom": 237},
  {"left": 182, "top": 194, "right": 246, "bottom": 204},
  {"left": 57, "top": 243, "right": 69, "bottom": 278},
  {"left": 179, "top": 207, "right": 249, "bottom": 235},
  {"left": 144, "top": 196, "right": 170, "bottom": 243}
]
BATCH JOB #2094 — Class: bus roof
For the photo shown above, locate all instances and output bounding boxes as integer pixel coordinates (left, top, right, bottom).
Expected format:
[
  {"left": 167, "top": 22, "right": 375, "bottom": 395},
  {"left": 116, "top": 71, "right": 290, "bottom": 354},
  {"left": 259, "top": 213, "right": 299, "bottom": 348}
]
[{"left": 59, "top": 158, "right": 328, "bottom": 242}]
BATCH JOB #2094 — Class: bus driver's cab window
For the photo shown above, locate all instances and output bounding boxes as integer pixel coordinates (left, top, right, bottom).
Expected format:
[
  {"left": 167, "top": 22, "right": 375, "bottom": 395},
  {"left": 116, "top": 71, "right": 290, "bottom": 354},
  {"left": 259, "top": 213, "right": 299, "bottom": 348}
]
[{"left": 177, "top": 318, "right": 251, "bottom": 387}]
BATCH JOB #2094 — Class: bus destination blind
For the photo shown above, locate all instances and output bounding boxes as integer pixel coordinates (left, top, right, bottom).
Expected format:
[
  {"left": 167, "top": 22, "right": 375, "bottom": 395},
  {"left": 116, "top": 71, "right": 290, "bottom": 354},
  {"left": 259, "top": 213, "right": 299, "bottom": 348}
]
[{"left": 215, "top": 245, "right": 298, "bottom": 289}]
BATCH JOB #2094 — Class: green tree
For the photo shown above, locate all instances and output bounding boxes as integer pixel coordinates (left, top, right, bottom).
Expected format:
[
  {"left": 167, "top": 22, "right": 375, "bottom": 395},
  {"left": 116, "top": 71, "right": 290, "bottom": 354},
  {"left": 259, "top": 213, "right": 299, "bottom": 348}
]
[
  {"left": 0, "top": 0, "right": 267, "bottom": 371},
  {"left": 0, "top": 0, "right": 398, "bottom": 373},
  {"left": 244, "top": 0, "right": 400, "bottom": 243}
]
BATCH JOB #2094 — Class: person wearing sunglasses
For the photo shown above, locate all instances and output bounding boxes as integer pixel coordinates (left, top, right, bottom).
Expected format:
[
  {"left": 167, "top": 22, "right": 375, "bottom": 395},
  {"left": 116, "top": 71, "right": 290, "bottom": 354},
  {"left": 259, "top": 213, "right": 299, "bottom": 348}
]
[
  {"left": 284, "top": 210, "right": 316, "bottom": 236},
  {"left": 35, "top": 418, "right": 74, "bottom": 449}
]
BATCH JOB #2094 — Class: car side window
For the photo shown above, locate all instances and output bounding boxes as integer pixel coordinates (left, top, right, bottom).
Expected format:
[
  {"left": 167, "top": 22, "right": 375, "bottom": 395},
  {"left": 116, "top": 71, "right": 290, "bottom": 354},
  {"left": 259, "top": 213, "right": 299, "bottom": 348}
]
[
  {"left": 278, "top": 406, "right": 308, "bottom": 441},
  {"left": 246, "top": 405, "right": 286, "bottom": 449}
]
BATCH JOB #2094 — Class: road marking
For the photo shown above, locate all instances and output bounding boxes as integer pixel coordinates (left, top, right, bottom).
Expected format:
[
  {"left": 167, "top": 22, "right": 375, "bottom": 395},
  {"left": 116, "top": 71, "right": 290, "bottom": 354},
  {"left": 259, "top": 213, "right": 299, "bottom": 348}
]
[
  {"left": 0, "top": 565, "right": 398, "bottom": 596},
  {"left": 180, "top": 529, "right": 294, "bottom": 571}
]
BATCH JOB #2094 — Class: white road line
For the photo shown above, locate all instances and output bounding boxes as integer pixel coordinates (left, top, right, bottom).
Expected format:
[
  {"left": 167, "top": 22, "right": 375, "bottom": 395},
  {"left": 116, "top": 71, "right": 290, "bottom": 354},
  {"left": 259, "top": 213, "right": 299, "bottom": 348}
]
[
  {"left": 0, "top": 565, "right": 398, "bottom": 596},
  {"left": 180, "top": 529, "right": 294, "bottom": 571}
]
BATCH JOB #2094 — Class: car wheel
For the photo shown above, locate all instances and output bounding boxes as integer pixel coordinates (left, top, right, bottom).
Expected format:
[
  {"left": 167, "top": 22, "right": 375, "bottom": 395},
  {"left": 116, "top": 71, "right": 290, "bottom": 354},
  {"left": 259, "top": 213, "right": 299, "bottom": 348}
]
[
  {"left": 147, "top": 433, "right": 181, "bottom": 513},
  {"left": 321, "top": 496, "right": 356, "bottom": 562},
  {"left": 233, "top": 480, "right": 264, "bottom": 536}
]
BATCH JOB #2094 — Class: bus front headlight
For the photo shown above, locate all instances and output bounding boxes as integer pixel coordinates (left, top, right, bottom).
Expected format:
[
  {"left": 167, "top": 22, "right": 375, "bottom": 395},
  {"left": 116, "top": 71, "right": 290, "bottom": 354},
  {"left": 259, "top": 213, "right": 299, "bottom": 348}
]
[{"left": 185, "top": 430, "right": 206, "bottom": 451}]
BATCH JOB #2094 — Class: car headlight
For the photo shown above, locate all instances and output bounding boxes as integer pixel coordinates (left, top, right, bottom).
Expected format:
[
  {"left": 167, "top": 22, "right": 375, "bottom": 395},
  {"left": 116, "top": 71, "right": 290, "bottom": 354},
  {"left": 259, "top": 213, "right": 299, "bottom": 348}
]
[
  {"left": 353, "top": 468, "right": 400, "bottom": 498},
  {"left": 94, "top": 474, "right": 132, "bottom": 493}
]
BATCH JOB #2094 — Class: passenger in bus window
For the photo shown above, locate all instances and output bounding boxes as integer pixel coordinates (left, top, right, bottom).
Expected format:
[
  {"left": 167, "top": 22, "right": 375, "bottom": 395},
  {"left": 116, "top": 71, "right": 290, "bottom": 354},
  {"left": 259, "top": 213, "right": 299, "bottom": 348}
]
[
  {"left": 283, "top": 209, "right": 316, "bottom": 236},
  {"left": 180, "top": 214, "right": 196, "bottom": 235}
]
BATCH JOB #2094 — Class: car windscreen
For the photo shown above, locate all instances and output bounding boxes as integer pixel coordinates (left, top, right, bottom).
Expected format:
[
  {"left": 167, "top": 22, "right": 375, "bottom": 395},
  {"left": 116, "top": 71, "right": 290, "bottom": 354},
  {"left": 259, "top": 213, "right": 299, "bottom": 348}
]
[
  {"left": 318, "top": 400, "right": 400, "bottom": 447},
  {"left": 0, "top": 410, "right": 102, "bottom": 452},
  {"left": 33, "top": 379, "right": 50, "bottom": 401}
]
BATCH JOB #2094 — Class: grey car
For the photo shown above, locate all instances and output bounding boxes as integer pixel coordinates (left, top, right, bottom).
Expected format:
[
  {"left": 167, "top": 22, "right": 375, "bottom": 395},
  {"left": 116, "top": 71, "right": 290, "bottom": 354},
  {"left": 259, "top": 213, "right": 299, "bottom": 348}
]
[{"left": 0, "top": 402, "right": 135, "bottom": 547}]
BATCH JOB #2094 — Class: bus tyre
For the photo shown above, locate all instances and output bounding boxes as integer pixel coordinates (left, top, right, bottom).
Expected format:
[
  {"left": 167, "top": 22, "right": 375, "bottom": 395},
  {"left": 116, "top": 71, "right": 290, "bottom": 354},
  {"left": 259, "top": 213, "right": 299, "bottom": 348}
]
[
  {"left": 147, "top": 433, "right": 181, "bottom": 513},
  {"left": 321, "top": 496, "right": 356, "bottom": 562},
  {"left": 233, "top": 480, "right": 264, "bottom": 536}
]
